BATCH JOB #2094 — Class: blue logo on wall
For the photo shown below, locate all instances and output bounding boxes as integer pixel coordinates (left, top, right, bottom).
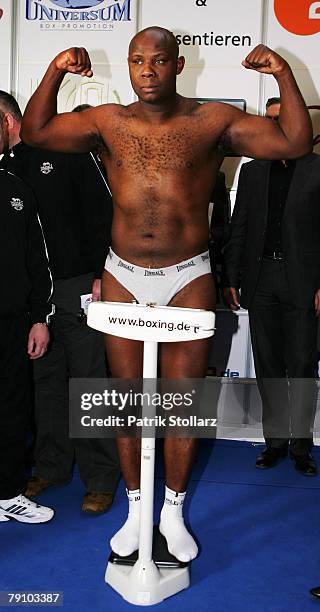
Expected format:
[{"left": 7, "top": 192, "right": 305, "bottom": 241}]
[
  {"left": 26, "top": 0, "right": 131, "bottom": 27},
  {"left": 50, "top": 0, "right": 104, "bottom": 7}
]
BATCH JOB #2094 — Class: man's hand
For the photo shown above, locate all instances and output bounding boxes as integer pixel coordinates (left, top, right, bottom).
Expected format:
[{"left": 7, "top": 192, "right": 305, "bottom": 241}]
[
  {"left": 28, "top": 324, "right": 49, "bottom": 360},
  {"left": 92, "top": 278, "right": 101, "bottom": 302},
  {"left": 222, "top": 287, "right": 240, "bottom": 311},
  {"left": 242, "top": 44, "right": 289, "bottom": 77},
  {"left": 315, "top": 289, "right": 320, "bottom": 316},
  {"left": 53, "top": 47, "right": 93, "bottom": 77}
]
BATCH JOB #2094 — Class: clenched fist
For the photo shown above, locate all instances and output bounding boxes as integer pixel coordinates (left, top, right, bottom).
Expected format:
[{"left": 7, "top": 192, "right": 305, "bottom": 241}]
[
  {"left": 242, "top": 44, "right": 289, "bottom": 76},
  {"left": 53, "top": 47, "right": 93, "bottom": 77}
]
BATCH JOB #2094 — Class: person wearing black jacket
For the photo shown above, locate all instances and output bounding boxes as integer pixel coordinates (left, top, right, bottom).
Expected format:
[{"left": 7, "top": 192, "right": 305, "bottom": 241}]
[
  {"left": 208, "top": 170, "right": 231, "bottom": 301},
  {"left": 0, "top": 91, "right": 120, "bottom": 513},
  {"left": 0, "top": 160, "right": 55, "bottom": 523},
  {"left": 223, "top": 98, "right": 319, "bottom": 476}
]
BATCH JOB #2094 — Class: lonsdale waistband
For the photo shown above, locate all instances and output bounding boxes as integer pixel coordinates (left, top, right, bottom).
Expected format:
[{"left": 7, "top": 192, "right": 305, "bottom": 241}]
[{"left": 107, "top": 249, "right": 210, "bottom": 277}]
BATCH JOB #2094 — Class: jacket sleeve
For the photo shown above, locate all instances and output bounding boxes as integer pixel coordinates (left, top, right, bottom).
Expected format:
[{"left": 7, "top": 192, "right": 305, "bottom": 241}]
[
  {"left": 26, "top": 190, "right": 54, "bottom": 323},
  {"left": 222, "top": 164, "right": 248, "bottom": 288},
  {"left": 79, "top": 153, "right": 113, "bottom": 279}
]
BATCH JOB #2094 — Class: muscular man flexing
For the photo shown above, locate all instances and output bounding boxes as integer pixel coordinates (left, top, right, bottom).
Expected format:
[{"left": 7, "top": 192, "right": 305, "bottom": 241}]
[{"left": 21, "top": 27, "right": 312, "bottom": 562}]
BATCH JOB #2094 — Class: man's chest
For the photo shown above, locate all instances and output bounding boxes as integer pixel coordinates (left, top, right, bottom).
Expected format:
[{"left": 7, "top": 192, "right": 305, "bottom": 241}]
[{"left": 105, "top": 123, "right": 216, "bottom": 173}]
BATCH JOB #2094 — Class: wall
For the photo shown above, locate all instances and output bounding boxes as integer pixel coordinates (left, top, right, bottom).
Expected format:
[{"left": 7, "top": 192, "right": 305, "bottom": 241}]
[{"left": 0, "top": 0, "right": 13, "bottom": 92}]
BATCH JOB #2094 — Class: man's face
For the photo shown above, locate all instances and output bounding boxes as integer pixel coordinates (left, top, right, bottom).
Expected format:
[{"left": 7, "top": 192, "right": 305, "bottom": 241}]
[
  {"left": 265, "top": 102, "right": 281, "bottom": 121},
  {"left": 128, "top": 31, "right": 184, "bottom": 104}
]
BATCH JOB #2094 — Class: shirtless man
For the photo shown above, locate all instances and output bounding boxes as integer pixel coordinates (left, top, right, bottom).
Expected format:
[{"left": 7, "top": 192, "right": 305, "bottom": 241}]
[{"left": 21, "top": 27, "right": 312, "bottom": 562}]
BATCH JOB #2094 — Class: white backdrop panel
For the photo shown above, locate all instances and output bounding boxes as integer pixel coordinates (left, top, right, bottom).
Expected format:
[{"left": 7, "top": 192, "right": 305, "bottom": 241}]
[
  {"left": 140, "top": 0, "right": 264, "bottom": 108},
  {"left": 208, "top": 310, "right": 251, "bottom": 378},
  {"left": 15, "top": 0, "right": 138, "bottom": 110},
  {"left": 264, "top": 0, "right": 320, "bottom": 138},
  {"left": 0, "top": 1, "right": 13, "bottom": 91},
  {"left": 140, "top": 0, "right": 264, "bottom": 67},
  {"left": 177, "top": 66, "right": 261, "bottom": 112},
  {"left": 16, "top": 63, "right": 133, "bottom": 112}
]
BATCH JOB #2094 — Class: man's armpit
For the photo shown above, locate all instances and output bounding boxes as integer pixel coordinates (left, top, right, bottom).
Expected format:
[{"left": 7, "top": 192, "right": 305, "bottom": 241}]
[
  {"left": 91, "top": 133, "right": 108, "bottom": 155},
  {"left": 217, "top": 129, "right": 234, "bottom": 156}
]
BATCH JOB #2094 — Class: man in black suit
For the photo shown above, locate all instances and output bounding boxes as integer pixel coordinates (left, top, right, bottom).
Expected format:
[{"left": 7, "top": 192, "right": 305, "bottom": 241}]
[
  {"left": 209, "top": 170, "right": 231, "bottom": 301},
  {"left": 223, "top": 98, "right": 319, "bottom": 475}
]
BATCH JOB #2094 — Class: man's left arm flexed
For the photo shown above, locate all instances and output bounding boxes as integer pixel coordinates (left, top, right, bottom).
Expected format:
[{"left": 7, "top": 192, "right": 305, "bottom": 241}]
[{"left": 209, "top": 44, "right": 313, "bottom": 161}]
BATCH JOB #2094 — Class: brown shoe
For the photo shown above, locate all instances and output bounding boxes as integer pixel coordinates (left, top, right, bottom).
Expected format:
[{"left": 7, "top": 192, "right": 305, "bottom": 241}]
[
  {"left": 24, "top": 476, "right": 54, "bottom": 498},
  {"left": 81, "top": 491, "right": 114, "bottom": 514}
]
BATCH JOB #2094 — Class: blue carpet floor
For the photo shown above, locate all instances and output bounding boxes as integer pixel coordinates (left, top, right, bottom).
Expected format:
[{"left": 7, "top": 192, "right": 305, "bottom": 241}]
[{"left": 1, "top": 440, "right": 320, "bottom": 611}]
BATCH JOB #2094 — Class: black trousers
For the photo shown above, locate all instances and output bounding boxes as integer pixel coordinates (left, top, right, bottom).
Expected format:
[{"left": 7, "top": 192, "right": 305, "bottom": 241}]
[
  {"left": 0, "top": 316, "right": 30, "bottom": 499},
  {"left": 248, "top": 258, "right": 318, "bottom": 455},
  {"left": 32, "top": 273, "right": 120, "bottom": 492}
]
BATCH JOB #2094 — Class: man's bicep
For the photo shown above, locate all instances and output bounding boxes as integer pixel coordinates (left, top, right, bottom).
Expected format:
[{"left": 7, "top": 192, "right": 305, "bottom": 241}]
[
  {"left": 21, "top": 110, "right": 100, "bottom": 154},
  {"left": 228, "top": 113, "right": 288, "bottom": 159},
  {"left": 212, "top": 103, "right": 246, "bottom": 156}
]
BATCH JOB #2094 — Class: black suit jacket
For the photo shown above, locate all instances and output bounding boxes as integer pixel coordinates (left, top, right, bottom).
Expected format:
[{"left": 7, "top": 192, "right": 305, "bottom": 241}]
[
  {"left": 209, "top": 171, "right": 231, "bottom": 255},
  {"left": 223, "top": 153, "right": 320, "bottom": 309}
]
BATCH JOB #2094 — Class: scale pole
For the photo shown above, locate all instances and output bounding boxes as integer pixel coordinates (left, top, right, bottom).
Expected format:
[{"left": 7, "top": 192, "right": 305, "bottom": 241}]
[{"left": 138, "top": 340, "right": 158, "bottom": 564}]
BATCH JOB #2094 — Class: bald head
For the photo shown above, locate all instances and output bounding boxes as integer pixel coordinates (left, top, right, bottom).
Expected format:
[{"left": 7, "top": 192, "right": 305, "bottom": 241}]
[{"left": 129, "top": 27, "right": 179, "bottom": 60}]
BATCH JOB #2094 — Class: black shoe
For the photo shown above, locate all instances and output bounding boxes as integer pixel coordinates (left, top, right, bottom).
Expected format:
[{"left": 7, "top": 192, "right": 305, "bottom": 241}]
[
  {"left": 256, "top": 447, "right": 287, "bottom": 469},
  {"left": 310, "top": 586, "right": 320, "bottom": 598},
  {"left": 290, "top": 452, "right": 317, "bottom": 476}
]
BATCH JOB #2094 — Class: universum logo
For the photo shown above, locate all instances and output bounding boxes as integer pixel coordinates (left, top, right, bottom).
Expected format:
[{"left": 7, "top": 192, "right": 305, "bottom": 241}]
[
  {"left": 274, "top": 0, "right": 320, "bottom": 35},
  {"left": 25, "top": 0, "right": 131, "bottom": 30}
]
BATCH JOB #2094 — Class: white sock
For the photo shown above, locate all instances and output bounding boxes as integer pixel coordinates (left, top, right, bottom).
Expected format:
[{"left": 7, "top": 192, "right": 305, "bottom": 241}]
[
  {"left": 159, "top": 486, "right": 198, "bottom": 562},
  {"left": 110, "top": 488, "right": 140, "bottom": 557}
]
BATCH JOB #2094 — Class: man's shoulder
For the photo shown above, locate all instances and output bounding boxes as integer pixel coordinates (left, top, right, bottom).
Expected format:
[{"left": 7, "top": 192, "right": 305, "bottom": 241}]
[
  {"left": 0, "top": 167, "right": 20, "bottom": 187},
  {"left": 239, "top": 158, "right": 267, "bottom": 175},
  {"left": 96, "top": 102, "right": 132, "bottom": 120},
  {"left": 292, "top": 152, "right": 320, "bottom": 174},
  {"left": 299, "top": 152, "right": 320, "bottom": 165},
  {"left": 0, "top": 168, "right": 35, "bottom": 208},
  {"left": 0, "top": 167, "right": 30, "bottom": 189},
  {"left": 242, "top": 157, "right": 267, "bottom": 167},
  {"left": 193, "top": 100, "right": 240, "bottom": 125}
]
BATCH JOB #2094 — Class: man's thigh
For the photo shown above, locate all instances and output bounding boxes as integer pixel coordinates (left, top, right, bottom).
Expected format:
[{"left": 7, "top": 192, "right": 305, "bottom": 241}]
[
  {"left": 248, "top": 269, "right": 286, "bottom": 378},
  {"left": 282, "top": 302, "right": 318, "bottom": 377},
  {"left": 0, "top": 316, "right": 30, "bottom": 433},
  {"left": 33, "top": 321, "right": 67, "bottom": 384},
  {"left": 101, "top": 269, "right": 143, "bottom": 377},
  {"left": 161, "top": 273, "right": 215, "bottom": 378},
  {"left": 63, "top": 316, "right": 106, "bottom": 378}
]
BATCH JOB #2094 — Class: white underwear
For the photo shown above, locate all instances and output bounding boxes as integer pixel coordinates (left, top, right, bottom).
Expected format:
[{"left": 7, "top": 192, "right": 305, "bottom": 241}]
[{"left": 104, "top": 248, "right": 211, "bottom": 306}]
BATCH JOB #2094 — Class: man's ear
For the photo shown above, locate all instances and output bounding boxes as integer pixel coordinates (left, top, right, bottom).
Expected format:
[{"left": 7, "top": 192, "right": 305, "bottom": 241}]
[
  {"left": 176, "top": 56, "right": 185, "bottom": 75},
  {"left": 4, "top": 112, "right": 14, "bottom": 131}
]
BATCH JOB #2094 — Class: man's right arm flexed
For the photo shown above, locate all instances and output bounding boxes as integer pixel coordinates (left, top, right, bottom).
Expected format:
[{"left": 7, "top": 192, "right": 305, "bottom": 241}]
[{"left": 21, "top": 47, "right": 105, "bottom": 153}]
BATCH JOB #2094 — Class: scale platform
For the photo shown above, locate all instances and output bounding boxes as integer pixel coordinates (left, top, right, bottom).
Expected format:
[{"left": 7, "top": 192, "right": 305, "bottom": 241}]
[
  {"left": 106, "top": 526, "right": 190, "bottom": 606},
  {"left": 108, "top": 526, "right": 189, "bottom": 569}
]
